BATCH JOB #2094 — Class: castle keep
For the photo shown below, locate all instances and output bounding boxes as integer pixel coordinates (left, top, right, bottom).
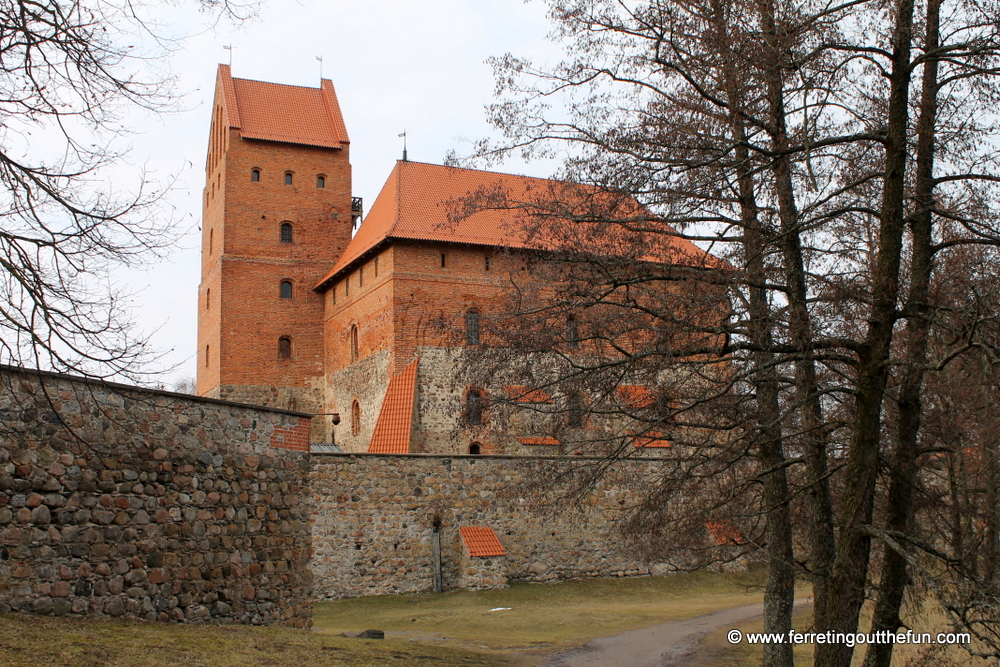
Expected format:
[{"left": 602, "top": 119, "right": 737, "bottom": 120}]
[{"left": 197, "top": 65, "right": 715, "bottom": 456}]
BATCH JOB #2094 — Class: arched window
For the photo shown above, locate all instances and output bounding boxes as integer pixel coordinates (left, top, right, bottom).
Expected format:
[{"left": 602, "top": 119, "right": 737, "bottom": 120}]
[
  {"left": 316, "top": 174, "right": 326, "bottom": 188},
  {"left": 566, "top": 316, "right": 579, "bottom": 347},
  {"left": 465, "top": 310, "right": 481, "bottom": 345},
  {"left": 469, "top": 443, "right": 481, "bottom": 455},
  {"left": 278, "top": 336, "right": 292, "bottom": 359},
  {"left": 351, "top": 400, "right": 361, "bottom": 436},
  {"left": 284, "top": 171, "right": 293, "bottom": 185},
  {"left": 567, "top": 392, "right": 585, "bottom": 428},
  {"left": 280, "top": 280, "right": 293, "bottom": 299},
  {"left": 251, "top": 168, "right": 260, "bottom": 182},
  {"left": 280, "top": 222, "right": 293, "bottom": 243},
  {"left": 350, "top": 324, "right": 359, "bottom": 362},
  {"left": 467, "top": 389, "right": 486, "bottom": 426}
]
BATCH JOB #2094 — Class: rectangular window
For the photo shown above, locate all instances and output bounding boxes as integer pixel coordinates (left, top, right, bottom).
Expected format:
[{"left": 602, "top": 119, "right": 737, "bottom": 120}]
[
  {"left": 374, "top": 255, "right": 379, "bottom": 277},
  {"left": 359, "top": 266, "right": 364, "bottom": 288},
  {"left": 440, "top": 253, "right": 447, "bottom": 268},
  {"left": 345, "top": 276, "right": 350, "bottom": 297},
  {"left": 484, "top": 255, "right": 490, "bottom": 272}
]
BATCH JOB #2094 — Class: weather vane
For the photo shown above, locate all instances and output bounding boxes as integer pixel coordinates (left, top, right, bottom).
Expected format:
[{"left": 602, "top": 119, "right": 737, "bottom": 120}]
[
  {"left": 399, "top": 130, "right": 408, "bottom": 162},
  {"left": 316, "top": 55, "right": 324, "bottom": 78},
  {"left": 223, "top": 44, "right": 233, "bottom": 66}
]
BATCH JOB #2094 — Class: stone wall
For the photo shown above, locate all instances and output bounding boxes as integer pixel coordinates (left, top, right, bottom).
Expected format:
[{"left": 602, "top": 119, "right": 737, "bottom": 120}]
[
  {"left": 0, "top": 366, "right": 313, "bottom": 626},
  {"left": 310, "top": 452, "right": 673, "bottom": 598}
]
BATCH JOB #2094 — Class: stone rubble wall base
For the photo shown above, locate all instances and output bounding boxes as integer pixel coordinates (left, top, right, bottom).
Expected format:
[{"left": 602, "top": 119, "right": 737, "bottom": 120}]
[{"left": 0, "top": 365, "right": 313, "bottom": 626}]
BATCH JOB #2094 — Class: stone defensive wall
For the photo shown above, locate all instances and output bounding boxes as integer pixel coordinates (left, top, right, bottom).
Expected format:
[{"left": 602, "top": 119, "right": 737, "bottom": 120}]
[
  {"left": 0, "top": 365, "right": 313, "bottom": 626},
  {"left": 310, "top": 452, "right": 673, "bottom": 598}
]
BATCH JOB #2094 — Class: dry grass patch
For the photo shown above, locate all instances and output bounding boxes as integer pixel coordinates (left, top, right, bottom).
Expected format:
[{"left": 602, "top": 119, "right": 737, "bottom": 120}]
[
  {"left": 314, "top": 570, "right": 767, "bottom": 660},
  {"left": 0, "top": 612, "right": 505, "bottom": 667}
]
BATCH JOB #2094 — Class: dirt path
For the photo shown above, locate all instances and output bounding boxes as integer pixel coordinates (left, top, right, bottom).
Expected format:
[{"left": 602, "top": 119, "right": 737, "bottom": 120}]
[{"left": 544, "top": 599, "right": 811, "bottom": 667}]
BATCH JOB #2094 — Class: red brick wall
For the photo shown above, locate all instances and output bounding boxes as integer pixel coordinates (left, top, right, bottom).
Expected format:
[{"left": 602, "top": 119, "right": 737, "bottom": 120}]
[{"left": 197, "top": 80, "right": 353, "bottom": 402}]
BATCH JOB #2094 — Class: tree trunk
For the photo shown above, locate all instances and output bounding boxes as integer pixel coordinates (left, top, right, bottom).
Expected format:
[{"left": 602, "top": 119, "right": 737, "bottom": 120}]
[
  {"left": 861, "top": 3, "right": 941, "bottom": 666},
  {"left": 815, "top": 1, "right": 917, "bottom": 665}
]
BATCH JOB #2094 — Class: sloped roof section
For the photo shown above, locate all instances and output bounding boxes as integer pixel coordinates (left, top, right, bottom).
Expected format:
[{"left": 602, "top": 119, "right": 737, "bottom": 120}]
[
  {"left": 459, "top": 526, "right": 506, "bottom": 557},
  {"left": 315, "top": 160, "right": 718, "bottom": 289},
  {"left": 517, "top": 436, "right": 560, "bottom": 446},
  {"left": 503, "top": 386, "right": 553, "bottom": 403},
  {"left": 630, "top": 431, "right": 671, "bottom": 448},
  {"left": 217, "top": 64, "right": 349, "bottom": 149},
  {"left": 616, "top": 385, "right": 654, "bottom": 408},
  {"left": 368, "top": 358, "right": 419, "bottom": 454},
  {"left": 706, "top": 520, "right": 745, "bottom": 546}
]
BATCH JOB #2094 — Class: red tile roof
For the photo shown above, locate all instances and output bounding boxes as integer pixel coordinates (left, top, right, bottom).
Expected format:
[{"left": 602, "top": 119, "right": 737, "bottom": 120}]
[
  {"left": 630, "top": 431, "right": 671, "bottom": 448},
  {"left": 616, "top": 385, "right": 654, "bottom": 408},
  {"left": 517, "top": 436, "right": 560, "bottom": 446},
  {"left": 459, "top": 526, "right": 505, "bottom": 557},
  {"left": 218, "top": 64, "right": 349, "bottom": 149},
  {"left": 503, "top": 385, "right": 553, "bottom": 403},
  {"left": 706, "top": 521, "right": 745, "bottom": 546},
  {"left": 368, "top": 358, "right": 419, "bottom": 454},
  {"left": 314, "top": 160, "right": 717, "bottom": 289}
]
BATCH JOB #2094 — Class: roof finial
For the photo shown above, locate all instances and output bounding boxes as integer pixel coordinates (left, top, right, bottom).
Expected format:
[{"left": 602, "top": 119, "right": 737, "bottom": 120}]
[
  {"left": 316, "top": 55, "right": 324, "bottom": 79},
  {"left": 398, "top": 130, "right": 408, "bottom": 162},
  {"left": 223, "top": 44, "right": 233, "bottom": 66}
]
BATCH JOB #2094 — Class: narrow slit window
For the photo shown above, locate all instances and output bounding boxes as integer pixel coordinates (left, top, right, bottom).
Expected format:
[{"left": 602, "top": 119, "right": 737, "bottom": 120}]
[
  {"left": 467, "top": 389, "right": 485, "bottom": 426},
  {"left": 484, "top": 255, "right": 490, "bottom": 271},
  {"left": 465, "top": 311, "right": 481, "bottom": 345},
  {"left": 350, "top": 324, "right": 359, "bottom": 362},
  {"left": 351, "top": 400, "right": 361, "bottom": 436},
  {"left": 440, "top": 253, "right": 447, "bottom": 268},
  {"left": 567, "top": 316, "right": 579, "bottom": 347}
]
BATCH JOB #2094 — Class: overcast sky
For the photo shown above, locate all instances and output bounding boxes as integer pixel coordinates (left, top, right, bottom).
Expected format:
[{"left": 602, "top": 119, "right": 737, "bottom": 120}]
[{"left": 122, "top": 0, "right": 561, "bottom": 386}]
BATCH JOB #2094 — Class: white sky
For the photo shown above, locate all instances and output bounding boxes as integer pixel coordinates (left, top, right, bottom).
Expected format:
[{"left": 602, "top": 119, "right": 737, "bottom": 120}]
[{"left": 119, "top": 0, "right": 561, "bottom": 386}]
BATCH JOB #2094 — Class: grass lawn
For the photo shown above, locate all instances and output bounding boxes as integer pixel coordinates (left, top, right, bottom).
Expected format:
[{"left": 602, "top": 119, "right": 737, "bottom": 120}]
[
  {"left": 313, "top": 570, "right": 767, "bottom": 662},
  {"left": 0, "top": 612, "right": 505, "bottom": 667},
  {"left": 0, "top": 571, "right": 768, "bottom": 667}
]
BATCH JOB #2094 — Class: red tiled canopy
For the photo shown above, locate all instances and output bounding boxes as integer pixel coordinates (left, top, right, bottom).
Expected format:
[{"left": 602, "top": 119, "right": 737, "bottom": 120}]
[{"left": 459, "top": 526, "right": 505, "bottom": 557}]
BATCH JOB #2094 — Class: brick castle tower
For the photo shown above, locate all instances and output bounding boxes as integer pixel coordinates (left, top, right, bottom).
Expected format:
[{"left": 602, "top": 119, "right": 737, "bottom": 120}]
[{"left": 197, "top": 65, "right": 355, "bottom": 438}]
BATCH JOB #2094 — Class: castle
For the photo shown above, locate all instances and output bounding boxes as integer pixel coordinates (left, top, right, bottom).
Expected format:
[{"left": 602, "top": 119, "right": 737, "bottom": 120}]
[{"left": 196, "top": 65, "right": 716, "bottom": 455}]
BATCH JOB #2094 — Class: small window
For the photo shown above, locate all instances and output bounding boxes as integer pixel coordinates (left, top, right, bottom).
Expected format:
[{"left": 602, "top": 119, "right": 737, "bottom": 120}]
[
  {"left": 440, "top": 253, "right": 447, "bottom": 268},
  {"left": 351, "top": 400, "right": 361, "bottom": 436},
  {"left": 350, "top": 324, "right": 359, "bottom": 362},
  {"left": 568, "top": 392, "right": 584, "bottom": 428},
  {"left": 467, "top": 389, "right": 485, "bottom": 426},
  {"left": 331, "top": 286, "right": 336, "bottom": 305},
  {"left": 280, "top": 281, "right": 292, "bottom": 299},
  {"left": 208, "top": 228, "right": 214, "bottom": 255},
  {"left": 316, "top": 174, "right": 326, "bottom": 188},
  {"left": 567, "top": 316, "right": 579, "bottom": 347},
  {"left": 374, "top": 256, "right": 379, "bottom": 277},
  {"left": 484, "top": 255, "right": 490, "bottom": 271},
  {"left": 359, "top": 266, "right": 364, "bottom": 288},
  {"left": 251, "top": 169, "right": 260, "bottom": 182},
  {"left": 205, "top": 288, "right": 210, "bottom": 310},
  {"left": 469, "top": 443, "right": 482, "bottom": 455},
  {"left": 205, "top": 345, "right": 210, "bottom": 367},
  {"left": 345, "top": 274, "right": 350, "bottom": 297},
  {"left": 465, "top": 311, "right": 481, "bottom": 345},
  {"left": 284, "top": 172, "right": 293, "bottom": 185},
  {"left": 280, "top": 222, "right": 293, "bottom": 244},
  {"left": 278, "top": 336, "right": 292, "bottom": 359}
]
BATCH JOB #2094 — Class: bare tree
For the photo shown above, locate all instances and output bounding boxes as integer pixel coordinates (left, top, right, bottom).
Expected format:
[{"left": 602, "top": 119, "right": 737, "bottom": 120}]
[
  {"left": 0, "top": 0, "right": 255, "bottom": 380},
  {"left": 457, "top": 1, "right": 1000, "bottom": 666}
]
